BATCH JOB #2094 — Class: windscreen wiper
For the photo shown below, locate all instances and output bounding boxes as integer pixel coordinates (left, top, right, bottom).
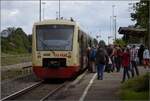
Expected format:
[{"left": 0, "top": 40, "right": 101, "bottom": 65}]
[
  {"left": 38, "top": 38, "right": 55, "bottom": 52},
  {"left": 39, "top": 38, "right": 50, "bottom": 49}
]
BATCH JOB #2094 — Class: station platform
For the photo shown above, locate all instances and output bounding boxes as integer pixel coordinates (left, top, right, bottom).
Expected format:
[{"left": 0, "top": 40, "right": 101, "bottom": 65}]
[{"left": 49, "top": 66, "right": 148, "bottom": 101}]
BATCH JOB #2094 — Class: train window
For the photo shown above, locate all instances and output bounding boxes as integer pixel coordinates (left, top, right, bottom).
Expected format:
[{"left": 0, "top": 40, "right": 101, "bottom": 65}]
[{"left": 36, "top": 25, "right": 74, "bottom": 51}]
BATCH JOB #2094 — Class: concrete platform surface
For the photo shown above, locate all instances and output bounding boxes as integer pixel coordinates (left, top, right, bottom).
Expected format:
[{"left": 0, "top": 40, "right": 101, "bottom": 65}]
[{"left": 46, "top": 66, "right": 148, "bottom": 101}]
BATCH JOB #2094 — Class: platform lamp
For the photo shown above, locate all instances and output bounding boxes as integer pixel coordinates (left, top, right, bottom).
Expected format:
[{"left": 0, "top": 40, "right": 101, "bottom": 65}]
[
  {"left": 108, "top": 36, "right": 113, "bottom": 45},
  {"left": 39, "top": 0, "right": 41, "bottom": 21},
  {"left": 42, "top": 2, "right": 46, "bottom": 20}
]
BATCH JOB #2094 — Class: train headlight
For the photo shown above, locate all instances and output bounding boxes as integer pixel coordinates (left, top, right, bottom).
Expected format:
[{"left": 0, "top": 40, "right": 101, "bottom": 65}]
[
  {"left": 37, "top": 55, "right": 41, "bottom": 58},
  {"left": 67, "top": 52, "right": 71, "bottom": 58},
  {"left": 37, "top": 52, "right": 41, "bottom": 59}
]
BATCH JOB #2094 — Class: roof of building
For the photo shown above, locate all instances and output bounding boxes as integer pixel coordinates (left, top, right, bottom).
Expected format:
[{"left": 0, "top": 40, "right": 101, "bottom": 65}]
[{"left": 118, "top": 27, "right": 146, "bottom": 37}]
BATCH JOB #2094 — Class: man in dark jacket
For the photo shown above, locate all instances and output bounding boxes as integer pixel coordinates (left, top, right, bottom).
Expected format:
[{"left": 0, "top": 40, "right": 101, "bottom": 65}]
[
  {"left": 96, "top": 40, "right": 108, "bottom": 80},
  {"left": 138, "top": 45, "right": 144, "bottom": 65}
]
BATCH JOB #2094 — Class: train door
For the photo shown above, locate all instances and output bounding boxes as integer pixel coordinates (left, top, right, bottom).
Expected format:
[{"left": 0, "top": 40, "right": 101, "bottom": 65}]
[
  {"left": 78, "top": 30, "right": 83, "bottom": 69},
  {"left": 78, "top": 30, "right": 88, "bottom": 70}
]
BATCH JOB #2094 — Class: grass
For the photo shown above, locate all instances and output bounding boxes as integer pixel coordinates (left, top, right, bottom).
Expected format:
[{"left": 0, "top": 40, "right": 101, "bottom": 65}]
[
  {"left": 1, "top": 68, "right": 32, "bottom": 81},
  {"left": 1, "top": 53, "right": 32, "bottom": 80},
  {"left": 119, "top": 73, "right": 149, "bottom": 100},
  {"left": 120, "top": 89, "right": 148, "bottom": 100},
  {"left": 1, "top": 53, "right": 31, "bottom": 66},
  {"left": 1, "top": 68, "right": 23, "bottom": 80}
]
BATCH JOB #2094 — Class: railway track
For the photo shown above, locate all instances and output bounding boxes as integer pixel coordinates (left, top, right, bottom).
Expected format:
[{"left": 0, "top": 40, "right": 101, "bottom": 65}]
[{"left": 1, "top": 80, "right": 67, "bottom": 101}]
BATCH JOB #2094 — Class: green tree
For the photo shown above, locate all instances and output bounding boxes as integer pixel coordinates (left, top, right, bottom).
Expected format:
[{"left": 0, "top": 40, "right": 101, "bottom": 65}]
[
  {"left": 114, "top": 38, "right": 126, "bottom": 47},
  {"left": 1, "top": 27, "right": 32, "bottom": 54},
  {"left": 131, "top": 0, "right": 149, "bottom": 48}
]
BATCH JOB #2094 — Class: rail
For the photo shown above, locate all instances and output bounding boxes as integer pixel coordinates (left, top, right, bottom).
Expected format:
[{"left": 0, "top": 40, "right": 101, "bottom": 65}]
[
  {"left": 1, "top": 81, "right": 43, "bottom": 101},
  {"left": 1, "top": 81, "right": 67, "bottom": 101},
  {"left": 40, "top": 82, "right": 67, "bottom": 101}
]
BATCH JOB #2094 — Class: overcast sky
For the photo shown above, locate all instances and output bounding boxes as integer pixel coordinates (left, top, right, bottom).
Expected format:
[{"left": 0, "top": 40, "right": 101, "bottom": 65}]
[{"left": 1, "top": 0, "right": 139, "bottom": 44}]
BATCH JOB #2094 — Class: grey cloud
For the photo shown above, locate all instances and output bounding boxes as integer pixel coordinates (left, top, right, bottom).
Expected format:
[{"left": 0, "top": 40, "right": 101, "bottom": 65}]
[{"left": 1, "top": 0, "right": 139, "bottom": 43}]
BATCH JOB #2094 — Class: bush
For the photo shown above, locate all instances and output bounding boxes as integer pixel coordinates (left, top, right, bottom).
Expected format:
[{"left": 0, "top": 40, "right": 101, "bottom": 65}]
[{"left": 120, "top": 73, "right": 149, "bottom": 100}]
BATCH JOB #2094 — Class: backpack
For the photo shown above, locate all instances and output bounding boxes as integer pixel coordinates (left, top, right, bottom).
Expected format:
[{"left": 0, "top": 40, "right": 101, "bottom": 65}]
[
  {"left": 90, "top": 48, "right": 96, "bottom": 60},
  {"left": 96, "top": 48, "right": 107, "bottom": 64}
]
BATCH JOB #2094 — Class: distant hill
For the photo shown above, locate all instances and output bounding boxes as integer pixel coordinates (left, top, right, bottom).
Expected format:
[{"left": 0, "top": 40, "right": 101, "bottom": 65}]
[{"left": 1, "top": 27, "right": 32, "bottom": 54}]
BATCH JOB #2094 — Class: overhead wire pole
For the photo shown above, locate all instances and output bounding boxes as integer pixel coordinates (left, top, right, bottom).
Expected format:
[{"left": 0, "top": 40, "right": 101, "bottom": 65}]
[
  {"left": 39, "top": 0, "right": 41, "bottom": 21},
  {"left": 109, "top": 16, "right": 113, "bottom": 44},
  {"left": 112, "top": 5, "right": 116, "bottom": 41},
  {"left": 59, "top": 0, "right": 60, "bottom": 20},
  {"left": 42, "top": 2, "right": 46, "bottom": 20},
  {"left": 110, "top": 16, "right": 112, "bottom": 35},
  {"left": 114, "top": 16, "right": 117, "bottom": 41}
]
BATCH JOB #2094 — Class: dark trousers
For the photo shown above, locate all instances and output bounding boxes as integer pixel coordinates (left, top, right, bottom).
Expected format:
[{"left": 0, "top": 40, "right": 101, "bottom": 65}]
[
  {"left": 122, "top": 67, "right": 130, "bottom": 82},
  {"left": 97, "top": 64, "right": 105, "bottom": 80},
  {"left": 131, "top": 61, "right": 139, "bottom": 77},
  {"left": 111, "top": 56, "right": 115, "bottom": 71},
  {"left": 115, "top": 57, "right": 121, "bottom": 72},
  {"left": 139, "top": 56, "right": 143, "bottom": 65}
]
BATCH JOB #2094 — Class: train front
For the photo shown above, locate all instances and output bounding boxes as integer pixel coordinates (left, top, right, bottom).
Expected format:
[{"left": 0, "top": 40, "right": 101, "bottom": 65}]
[{"left": 32, "top": 20, "right": 79, "bottom": 79}]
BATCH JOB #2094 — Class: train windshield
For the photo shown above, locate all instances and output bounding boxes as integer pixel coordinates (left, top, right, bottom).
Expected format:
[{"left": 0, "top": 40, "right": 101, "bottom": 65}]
[{"left": 36, "top": 25, "right": 74, "bottom": 51}]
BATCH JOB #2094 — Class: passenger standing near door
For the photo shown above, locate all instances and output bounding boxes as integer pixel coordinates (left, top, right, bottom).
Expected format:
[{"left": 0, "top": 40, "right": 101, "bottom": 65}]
[
  {"left": 87, "top": 46, "right": 91, "bottom": 72},
  {"left": 89, "top": 45, "right": 97, "bottom": 73},
  {"left": 96, "top": 40, "right": 108, "bottom": 80}
]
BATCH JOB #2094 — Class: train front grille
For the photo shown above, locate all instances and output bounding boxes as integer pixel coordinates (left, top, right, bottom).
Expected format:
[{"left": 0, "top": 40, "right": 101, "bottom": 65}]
[{"left": 43, "top": 58, "right": 66, "bottom": 68}]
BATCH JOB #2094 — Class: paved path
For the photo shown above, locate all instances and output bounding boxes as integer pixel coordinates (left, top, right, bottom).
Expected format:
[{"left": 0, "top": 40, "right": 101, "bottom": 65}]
[
  {"left": 51, "top": 66, "right": 148, "bottom": 101},
  {"left": 85, "top": 72, "right": 122, "bottom": 100},
  {"left": 84, "top": 66, "right": 148, "bottom": 100}
]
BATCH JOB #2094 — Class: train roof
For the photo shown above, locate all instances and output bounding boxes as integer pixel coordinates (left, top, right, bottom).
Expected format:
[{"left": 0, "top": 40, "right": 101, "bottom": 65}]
[{"left": 34, "top": 19, "right": 77, "bottom": 26}]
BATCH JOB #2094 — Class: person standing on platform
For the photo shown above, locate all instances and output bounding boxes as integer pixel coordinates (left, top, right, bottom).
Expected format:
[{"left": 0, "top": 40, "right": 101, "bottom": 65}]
[
  {"left": 143, "top": 47, "right": 150, "bottom": 69},
  {"left": 121, "top": 48, "right": 130, "bottom": 83},
  {"left": 111, "top": 45, "right": 117, "bottom": 72},
  {"left": 116, "top": 46, "right": 123, "bottom": 72},
  {"left": 130, "top": 45, "right": 139, "bottom": 77},
  {"left": 89, "top": 45, "right": 97, "bottom": 73},
  {"left": 96, "top": 40, "right": 108, "bottom": 80},
  {"left": 138, "top": 45, "right": 145, "bottom": 65},
  {"left": 106, "top": 45, "right": 113, "bottom": 72},
  {"left": 87, "top": 46, "right": 91, "bottom": 72}
]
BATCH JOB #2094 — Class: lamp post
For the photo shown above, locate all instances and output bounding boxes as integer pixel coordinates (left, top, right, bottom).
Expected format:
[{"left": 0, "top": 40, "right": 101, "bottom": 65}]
[
  {"left": 58, "top": 0, "right": 60, "bottom": 20},
  {"left": 112, "top": 5, "right": 117, "bottom": 41},
  {"left": 42, "top": 2, "right": 46, "bottom": 20},
  {"left": 56, "top": 12, "right": 58, "bottom": 19},
  {"left": 96, "top": 33, "right": 101, "bottom": 42},
  {"left": 114, "top": 16, "right": 117, "bottom": 41},
  {"left": 39, "top": 0, "right": 41, "bottom": 21},
  {"left": 108, "top": 36, "right": 113, "bottom": 45}
]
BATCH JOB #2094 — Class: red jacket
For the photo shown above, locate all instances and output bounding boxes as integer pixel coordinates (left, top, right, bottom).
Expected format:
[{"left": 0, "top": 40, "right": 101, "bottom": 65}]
[{"left": 122, "top": 51, "right": 130, "bottom": 67}]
